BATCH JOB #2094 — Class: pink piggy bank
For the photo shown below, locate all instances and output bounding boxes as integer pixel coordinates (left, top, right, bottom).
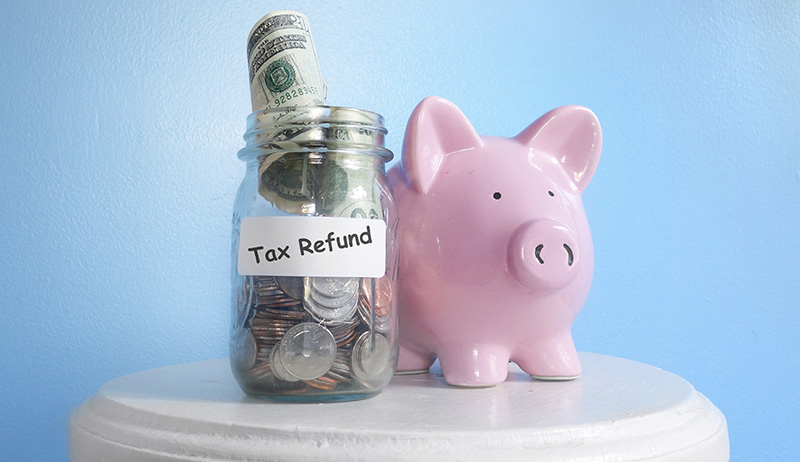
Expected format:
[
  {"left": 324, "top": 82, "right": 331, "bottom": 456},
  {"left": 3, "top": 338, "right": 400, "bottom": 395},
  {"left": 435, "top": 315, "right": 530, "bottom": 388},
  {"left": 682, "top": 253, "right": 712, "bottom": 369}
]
[{"left": 387, "top": 96, "right": 602, "bottom": 386}]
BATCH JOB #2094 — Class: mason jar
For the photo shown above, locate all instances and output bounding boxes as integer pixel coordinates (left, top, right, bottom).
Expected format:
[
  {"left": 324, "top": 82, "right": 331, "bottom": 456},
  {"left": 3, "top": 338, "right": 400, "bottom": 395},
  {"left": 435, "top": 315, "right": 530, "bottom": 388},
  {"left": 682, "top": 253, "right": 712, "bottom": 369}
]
[{"left": 230, "top": 106, "right": 398, "bottom": 402}]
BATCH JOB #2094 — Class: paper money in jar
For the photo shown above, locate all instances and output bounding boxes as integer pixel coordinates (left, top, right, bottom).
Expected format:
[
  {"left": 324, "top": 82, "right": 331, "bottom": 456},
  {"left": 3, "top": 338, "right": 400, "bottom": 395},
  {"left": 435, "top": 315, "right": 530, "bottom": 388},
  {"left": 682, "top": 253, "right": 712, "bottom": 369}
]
[
  {"left": 251, "top": 107, "right": 390, "bottom": 217},
  {"left": 245, "top": 10, "right": 328, "bottom": 215},
  {"left": 247, "top": 10, "right": 326, "bottom": 113},
  {"left": 315, "top": 107, "right": 388, "bottom": 219}
]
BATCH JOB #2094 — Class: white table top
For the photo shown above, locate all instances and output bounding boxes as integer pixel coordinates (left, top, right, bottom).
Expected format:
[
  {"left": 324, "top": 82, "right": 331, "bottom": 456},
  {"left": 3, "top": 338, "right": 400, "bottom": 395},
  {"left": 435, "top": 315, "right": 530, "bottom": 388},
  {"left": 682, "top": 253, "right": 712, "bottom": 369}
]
[{"left": 69, "top": 352, "right": 729, "bottom": 461}]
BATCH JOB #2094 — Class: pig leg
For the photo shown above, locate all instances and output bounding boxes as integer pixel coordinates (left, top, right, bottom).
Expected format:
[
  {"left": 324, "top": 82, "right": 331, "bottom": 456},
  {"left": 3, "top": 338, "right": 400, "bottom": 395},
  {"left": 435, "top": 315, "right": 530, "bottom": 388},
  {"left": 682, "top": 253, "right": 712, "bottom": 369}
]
[
  {"left": 397, "top": 343, "right": 436, "bottom": 374},
  {"left": 436, "top": 344, "right": 509, "bottom": 387},
  {"left": 514, "top": 332, "right": 581, "bottom": 380}
]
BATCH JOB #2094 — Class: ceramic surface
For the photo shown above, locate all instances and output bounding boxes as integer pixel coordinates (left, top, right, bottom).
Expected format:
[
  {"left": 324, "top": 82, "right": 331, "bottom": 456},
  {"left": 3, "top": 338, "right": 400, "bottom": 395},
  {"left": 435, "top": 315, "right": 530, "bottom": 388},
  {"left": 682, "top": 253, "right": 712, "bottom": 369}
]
[{"left": 388, "top": 96, "right": 602, "bottom": 386}]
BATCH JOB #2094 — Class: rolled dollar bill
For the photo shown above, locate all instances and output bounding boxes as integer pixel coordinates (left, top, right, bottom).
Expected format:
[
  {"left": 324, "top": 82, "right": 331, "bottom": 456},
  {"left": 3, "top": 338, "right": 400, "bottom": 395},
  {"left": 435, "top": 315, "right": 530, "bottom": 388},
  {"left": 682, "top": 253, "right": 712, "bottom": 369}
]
[
  {"left": 247, "top": 10, "right": 326, "bottom": 112},
  {"left": 316, "top": 108, "right": 388, "bottom": 219},
  {"left": 246, "top": 11, "right": 327, "bottom": 214},
  {"left": 258, "top": 151, "right": 318, "bottom": 216},
  {"left": 316, "top": 154, "right": 384, "bottom": 219}
]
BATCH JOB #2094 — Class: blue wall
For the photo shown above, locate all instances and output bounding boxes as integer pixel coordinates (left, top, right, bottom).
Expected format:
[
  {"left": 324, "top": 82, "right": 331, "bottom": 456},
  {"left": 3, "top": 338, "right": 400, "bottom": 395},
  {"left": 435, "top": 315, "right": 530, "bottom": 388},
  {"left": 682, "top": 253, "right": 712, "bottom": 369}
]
[{"left": 1, "top": 1, "right": 797, "bottom": 460}]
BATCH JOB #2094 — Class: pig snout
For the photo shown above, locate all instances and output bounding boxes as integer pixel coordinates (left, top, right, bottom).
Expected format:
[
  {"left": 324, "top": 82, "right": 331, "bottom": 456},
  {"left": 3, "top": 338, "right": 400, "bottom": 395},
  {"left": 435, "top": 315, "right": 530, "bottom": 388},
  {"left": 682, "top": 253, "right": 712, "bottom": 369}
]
[{"left": 507, "top": 220, "right": 580, "bottom": 291}]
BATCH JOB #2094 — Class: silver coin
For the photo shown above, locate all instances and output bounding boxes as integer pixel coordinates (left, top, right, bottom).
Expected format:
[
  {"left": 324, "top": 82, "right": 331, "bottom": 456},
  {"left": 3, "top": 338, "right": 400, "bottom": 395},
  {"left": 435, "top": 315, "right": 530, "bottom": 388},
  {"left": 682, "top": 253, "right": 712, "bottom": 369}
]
[
  {"left": 269, "top": 344, "right": 299, "bottom": 382},
  {"left": 307, "top": 277, "right": 359, "bottom": 298},
  {"left": 306, "top": 277, "right": 360, "bottom": 312},
  {"left": 307, "top": 288, "right": 359, "bottom": 310},
  {"left": 351, "top": 331, "right": 390, "bottom": 382},
  {"left": 252, "top": 276, "right": 280, "bottom": 292},
  {"left": 231, "top": 329, "right": 258, "bottom": 370},
  {"left": 356, "top": 295, "right": 391, "bottom": 333},
  {"left": 304, "top": 290, "right": 359, "bottom": 324},
  {"left": 278, "top": 322, "right": 337, "bottom": 380},
  {"left": 255, "top": 283, "right": 301, "bottom": 307},
  {"left": 234, "top": 280, "right": 252, "bottom": 331},
  {"left": 275, "top": 276, "right": 305, "bottom": 300},
  {"left": 374, "top": 313, "right": 391, "bottom": 334}
]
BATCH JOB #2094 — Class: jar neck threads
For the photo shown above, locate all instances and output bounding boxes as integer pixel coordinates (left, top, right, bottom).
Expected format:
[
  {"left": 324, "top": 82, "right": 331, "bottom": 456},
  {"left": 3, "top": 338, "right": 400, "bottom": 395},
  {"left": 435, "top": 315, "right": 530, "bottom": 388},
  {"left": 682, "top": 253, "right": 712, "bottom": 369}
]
[{"left": 239, "top": 106, "right": 391, "bottom": 162}]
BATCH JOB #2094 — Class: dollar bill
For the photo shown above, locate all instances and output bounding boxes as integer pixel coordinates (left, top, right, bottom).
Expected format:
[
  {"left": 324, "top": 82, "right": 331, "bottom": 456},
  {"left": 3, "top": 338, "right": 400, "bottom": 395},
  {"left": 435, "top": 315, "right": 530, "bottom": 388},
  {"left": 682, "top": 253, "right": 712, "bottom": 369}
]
[
  {"left": 315, "top": 108, "right": 388, "bottom": 219},
  {"left": 256, "top": 148, "right": 384, "bottom": 218},
  {"left": 247, "top": 11, "right": 327, "bottom": 214},
  {"left": 252, "top": 106, "right": 389, "bottom": 217},
  {"left": 258, "top": 151, "right": 317, "bottom": 216},
  {"left": 247, "top": 10, "right": 326, "bottom": 113},
  {"left": 316, "top": 153, "right": 384, "bottom": 219},
  {"left": 246, "top": 14, "right": 386, "bottom": 218}
]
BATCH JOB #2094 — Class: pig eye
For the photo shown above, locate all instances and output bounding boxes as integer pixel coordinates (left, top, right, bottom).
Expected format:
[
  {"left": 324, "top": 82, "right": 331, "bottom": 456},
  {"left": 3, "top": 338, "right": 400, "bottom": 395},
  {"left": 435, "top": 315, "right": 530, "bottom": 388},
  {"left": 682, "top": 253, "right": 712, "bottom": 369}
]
[
  {"left": 548, "top": 191, "right": 555, "bottom": 197},
  {"left": 493, "top": 192, "right": 502, "bottom": 200}
]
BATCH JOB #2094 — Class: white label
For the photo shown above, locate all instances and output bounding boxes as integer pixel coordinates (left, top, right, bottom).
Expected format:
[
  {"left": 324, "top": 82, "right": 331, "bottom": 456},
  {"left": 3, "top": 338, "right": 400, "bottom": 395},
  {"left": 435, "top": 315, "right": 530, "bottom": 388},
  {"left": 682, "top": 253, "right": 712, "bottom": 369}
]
[{"left": 237, "top": 216, "right": 387, "bottom": 277}]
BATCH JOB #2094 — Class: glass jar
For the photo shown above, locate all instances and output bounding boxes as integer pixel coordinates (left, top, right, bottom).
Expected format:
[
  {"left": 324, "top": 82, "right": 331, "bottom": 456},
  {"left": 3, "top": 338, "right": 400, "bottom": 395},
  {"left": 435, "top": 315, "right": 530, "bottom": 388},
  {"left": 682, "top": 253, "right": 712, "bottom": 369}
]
[{"left": 230, "top": 106, "right": 398, "bottom": 402}]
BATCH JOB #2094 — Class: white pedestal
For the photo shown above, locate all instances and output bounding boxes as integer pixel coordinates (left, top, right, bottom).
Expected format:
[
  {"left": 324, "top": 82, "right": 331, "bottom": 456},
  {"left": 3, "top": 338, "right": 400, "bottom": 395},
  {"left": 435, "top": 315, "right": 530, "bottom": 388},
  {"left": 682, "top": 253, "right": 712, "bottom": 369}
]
[{"left": 69, "top": 353, "right": 729, "bottom": 461}]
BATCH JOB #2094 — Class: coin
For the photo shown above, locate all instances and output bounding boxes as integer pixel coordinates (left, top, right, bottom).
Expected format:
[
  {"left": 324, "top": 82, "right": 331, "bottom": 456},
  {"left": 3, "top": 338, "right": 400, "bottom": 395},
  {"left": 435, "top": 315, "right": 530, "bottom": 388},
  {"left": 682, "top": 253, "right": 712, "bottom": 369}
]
[
  {"left": 231, "top": 329, "right": 258, "bottom": 370},
  {"left": 302, "top": 375, "right": 338, "bottom": 391},
  {"left": 250, "top": 277, "right": 305, "bottom": 314},
  {"left": 277, "top": 322, "right": 337, "bottom": 380},
  {"left": 269, "top": 344, "right": 299, "bottom": 382},
  {"left": 357, "top": 277, "right": 393, "bottom": 333},
  {"left": 308, "top": 289, "right": 358, "bottom": 309},
  {"left": 350, "top": 331, "right": 390, "bottom": 383},
  {"left": 304, "top": 292, "right": 359, "bottom": 324},
  {"left": 360, "top": 276, "right": 392, "bottom": 317},
  {"left": 250, "top": 314, "right": 300, "bottom": 350},
  {"left": 328, "top": 319, "right": 358, "bottom": 347},
  {"left": 233, "top": 277, "right": 253, "bottom": 331},
  {"left": 357, "top": 306, "right": 391, "bottom": 333},
  {"left": 276, "top": 276, "right": 305, "bottom": 300},
  {"left": 303, "top": 277, "right": 359, "bottom": 324},
  {"left": 308, "top": 277, "right": 359, "bottom": 298},
  {"left": 247, "top": 361, "right": 272, "bottom": 381},
  {"left": 372, "top": 312, "right": 392, "bottom": 334}
]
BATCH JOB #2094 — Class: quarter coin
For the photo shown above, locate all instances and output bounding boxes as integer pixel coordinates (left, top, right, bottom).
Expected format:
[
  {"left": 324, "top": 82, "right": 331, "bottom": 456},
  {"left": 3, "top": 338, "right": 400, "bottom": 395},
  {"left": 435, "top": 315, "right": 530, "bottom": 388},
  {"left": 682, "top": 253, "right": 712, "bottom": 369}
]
[
  {"left": 278, "top": 322, "right": 337, "bottom": 380},
  {"left": 351, "top": 331, "right": 390, "bottom": 383}
]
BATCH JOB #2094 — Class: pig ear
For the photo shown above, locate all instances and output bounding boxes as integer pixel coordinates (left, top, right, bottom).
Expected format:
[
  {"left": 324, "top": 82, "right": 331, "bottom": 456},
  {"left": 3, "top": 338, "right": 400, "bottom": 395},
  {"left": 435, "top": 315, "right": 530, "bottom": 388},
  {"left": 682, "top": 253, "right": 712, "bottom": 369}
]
[
  {"left": 516, "top": 105, "right": 602, "bottom": 192},
  {"left": 401, "top": 96, "right": 483, "bottom": 194}
]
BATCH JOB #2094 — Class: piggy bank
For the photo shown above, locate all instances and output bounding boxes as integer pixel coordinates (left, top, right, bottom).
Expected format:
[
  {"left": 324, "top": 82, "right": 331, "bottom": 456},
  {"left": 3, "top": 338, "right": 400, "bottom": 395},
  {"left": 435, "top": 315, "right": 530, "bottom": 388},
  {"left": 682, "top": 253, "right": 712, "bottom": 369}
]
[{"left": 387, "top": 96, "right": 602, "bottom": 386}]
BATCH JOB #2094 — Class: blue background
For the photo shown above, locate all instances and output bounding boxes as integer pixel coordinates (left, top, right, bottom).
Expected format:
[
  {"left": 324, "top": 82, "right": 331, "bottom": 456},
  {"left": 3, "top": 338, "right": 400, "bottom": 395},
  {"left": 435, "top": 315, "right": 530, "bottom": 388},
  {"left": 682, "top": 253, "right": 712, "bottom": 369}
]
[{"left": 1, "top": 1, "right": 798, "bottom": 460}]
